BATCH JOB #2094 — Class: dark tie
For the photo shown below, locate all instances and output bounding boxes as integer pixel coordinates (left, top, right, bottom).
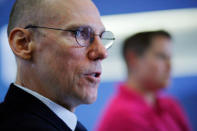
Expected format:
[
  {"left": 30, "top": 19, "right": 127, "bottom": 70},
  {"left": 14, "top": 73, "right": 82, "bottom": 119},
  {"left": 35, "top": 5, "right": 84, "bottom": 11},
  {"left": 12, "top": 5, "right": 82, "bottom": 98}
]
[{"left": 75, "top": 121, "right": 87, "bottom": 131}]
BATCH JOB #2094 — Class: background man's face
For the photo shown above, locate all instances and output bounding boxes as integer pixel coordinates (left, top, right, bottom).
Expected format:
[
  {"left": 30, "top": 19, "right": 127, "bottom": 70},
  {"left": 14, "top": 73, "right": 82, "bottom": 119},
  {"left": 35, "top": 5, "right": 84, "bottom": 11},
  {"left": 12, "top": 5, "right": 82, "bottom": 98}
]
[
  {"left": 137, "top": 36, "right": 172, "bottom": 90},
  {"left": 32, "top": 0, "right": 107, "bottom": 108}
]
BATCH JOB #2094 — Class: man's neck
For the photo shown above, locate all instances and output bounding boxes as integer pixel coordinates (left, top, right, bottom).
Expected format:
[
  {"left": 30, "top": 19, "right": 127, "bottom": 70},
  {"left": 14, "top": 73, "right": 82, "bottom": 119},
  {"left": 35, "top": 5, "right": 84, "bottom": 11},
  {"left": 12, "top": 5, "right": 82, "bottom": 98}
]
[
  {"left": 15, "top": 74, "right": 76, "bottom": 112},
  {"left": 127, "top": 77, "right": 157, "bottom": 107}
]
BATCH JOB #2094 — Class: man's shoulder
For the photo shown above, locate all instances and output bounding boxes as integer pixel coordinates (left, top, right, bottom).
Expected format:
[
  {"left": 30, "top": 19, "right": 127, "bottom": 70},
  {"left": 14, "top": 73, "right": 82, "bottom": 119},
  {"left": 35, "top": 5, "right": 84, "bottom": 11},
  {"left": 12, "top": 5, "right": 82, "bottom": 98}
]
[
  {"left": 101, "top": 95, "right": 145, "bottom": 125},
  {"left": 0, "top": 110, "right": 58, "bottom": 130},
  {"left": 105, "top": 91, "right": 146, "bottom": 114},
  {"left": 0, "top": 84, "right": 72, "bottom": 131},
  {"left": 158, "top": 95, "right": 182, "bottom": 109},
  {"left": 0, "top": 101, "right": 71, "bottom": 131},
  {"left": 97, "top": 97, "right": 151, "bottom": 131}
]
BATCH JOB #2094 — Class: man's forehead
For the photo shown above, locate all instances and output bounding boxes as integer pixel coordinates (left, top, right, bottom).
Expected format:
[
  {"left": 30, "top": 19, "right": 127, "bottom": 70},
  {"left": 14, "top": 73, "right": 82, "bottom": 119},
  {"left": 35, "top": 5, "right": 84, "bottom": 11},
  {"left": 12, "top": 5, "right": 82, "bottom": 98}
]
[
  {"left": 48, "top": 0, "right": 98, "bottom": 14},
  {"left": 45, "top": 0, "right": 105, "bottom": 32}
]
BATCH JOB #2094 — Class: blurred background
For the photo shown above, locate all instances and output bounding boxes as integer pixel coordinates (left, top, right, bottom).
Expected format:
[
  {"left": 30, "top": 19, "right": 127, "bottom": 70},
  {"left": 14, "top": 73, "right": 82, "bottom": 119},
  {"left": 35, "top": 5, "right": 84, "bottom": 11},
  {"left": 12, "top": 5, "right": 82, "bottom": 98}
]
[{"left": 0, "top": 0, "right": 197, "bottom": 130}]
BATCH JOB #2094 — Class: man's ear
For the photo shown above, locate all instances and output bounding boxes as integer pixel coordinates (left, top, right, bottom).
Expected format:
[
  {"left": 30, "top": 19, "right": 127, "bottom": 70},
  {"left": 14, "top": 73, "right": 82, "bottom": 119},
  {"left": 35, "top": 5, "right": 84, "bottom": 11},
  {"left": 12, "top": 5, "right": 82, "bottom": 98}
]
[
  {"left": 125, "top": 52, "right": 138, "bottom": 68},
  {"left": 8, "top": 28, "right": 34, "bottom": 60}
]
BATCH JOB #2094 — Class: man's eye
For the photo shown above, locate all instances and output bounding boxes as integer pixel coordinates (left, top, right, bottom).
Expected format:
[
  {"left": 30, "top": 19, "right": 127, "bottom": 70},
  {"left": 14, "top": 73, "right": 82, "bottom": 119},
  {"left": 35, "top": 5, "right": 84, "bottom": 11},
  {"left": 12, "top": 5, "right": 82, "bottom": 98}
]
[
  {"left": 80, "top": 31, "right": 90, "bottom": 40},
  {"left": 156, "top": 54, "right": 166, "bottom": 59}
]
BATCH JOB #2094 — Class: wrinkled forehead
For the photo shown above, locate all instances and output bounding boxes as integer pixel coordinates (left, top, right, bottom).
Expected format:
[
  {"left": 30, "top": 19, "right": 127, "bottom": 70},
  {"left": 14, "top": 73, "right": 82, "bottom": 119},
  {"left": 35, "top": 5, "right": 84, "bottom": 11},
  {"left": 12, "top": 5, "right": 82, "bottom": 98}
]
[{"left": 45, "top": 0, "right": 104, "bottom": 31}]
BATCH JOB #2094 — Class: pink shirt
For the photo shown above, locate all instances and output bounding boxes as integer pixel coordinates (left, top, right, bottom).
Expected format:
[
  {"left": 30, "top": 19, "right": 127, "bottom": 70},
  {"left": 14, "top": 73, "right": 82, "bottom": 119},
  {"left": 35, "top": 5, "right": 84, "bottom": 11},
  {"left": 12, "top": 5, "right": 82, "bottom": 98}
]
[{"left": 96, "top": 84, "right": 191, "bottom": 131}]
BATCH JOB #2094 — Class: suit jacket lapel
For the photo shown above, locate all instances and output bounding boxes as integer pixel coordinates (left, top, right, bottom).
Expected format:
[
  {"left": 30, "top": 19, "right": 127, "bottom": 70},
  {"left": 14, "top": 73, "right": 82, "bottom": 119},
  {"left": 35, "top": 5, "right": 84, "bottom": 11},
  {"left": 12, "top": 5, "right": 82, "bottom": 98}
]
[{"left": 75, "top": 121, "right": 87, "bottom": 131}]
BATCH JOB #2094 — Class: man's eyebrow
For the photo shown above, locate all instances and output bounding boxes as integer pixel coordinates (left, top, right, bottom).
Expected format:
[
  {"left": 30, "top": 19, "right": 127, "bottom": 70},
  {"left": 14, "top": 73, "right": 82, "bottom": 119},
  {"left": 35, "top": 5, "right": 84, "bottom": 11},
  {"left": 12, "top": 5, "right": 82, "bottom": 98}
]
[
  {"left": 64, "top": 24, "right": 106, "bottom": 33},
  {"left": 64, "top": 24, "right": 83, "bottom": 30}
]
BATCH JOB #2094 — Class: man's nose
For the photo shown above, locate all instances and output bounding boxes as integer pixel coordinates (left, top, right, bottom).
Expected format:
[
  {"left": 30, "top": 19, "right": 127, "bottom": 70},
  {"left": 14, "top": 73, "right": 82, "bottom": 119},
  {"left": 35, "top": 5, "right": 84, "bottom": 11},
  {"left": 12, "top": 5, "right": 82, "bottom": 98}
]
[{"left": 87, "top": 36, "right": 108, "bottom": 61}]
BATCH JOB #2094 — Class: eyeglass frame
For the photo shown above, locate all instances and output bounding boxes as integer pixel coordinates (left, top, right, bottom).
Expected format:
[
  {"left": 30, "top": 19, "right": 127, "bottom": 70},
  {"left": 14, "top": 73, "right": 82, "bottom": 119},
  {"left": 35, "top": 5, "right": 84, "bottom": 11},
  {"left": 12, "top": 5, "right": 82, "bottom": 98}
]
[{"left": 24, "top": 25, "right": 115, "bottom": 49}]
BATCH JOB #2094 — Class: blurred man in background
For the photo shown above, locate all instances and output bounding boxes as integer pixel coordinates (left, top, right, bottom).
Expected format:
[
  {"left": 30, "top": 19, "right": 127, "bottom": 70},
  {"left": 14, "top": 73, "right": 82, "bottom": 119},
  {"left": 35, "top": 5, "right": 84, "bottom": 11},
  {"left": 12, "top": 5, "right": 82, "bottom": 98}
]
[
  {"left": 97, "top": 30, "right": 190, "bottom": 131},
  {"left": 0, "top": 0, "right": 115, "bottom": 130}
]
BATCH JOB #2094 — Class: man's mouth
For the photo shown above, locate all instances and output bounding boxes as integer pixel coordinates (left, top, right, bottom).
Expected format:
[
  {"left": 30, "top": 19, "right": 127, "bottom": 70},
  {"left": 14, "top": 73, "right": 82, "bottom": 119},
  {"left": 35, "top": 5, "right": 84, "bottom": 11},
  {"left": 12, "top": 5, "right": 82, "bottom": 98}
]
[{"left": 84, "top": 72, "right": 101, "bottom": 83}]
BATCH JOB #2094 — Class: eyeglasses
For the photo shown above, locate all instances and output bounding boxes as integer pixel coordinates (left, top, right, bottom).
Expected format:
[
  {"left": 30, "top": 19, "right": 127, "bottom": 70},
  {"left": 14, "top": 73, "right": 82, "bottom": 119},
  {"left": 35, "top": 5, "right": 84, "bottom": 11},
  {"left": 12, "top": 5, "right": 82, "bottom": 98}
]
[{"left": 25, "top": 25, "right": 115, "bottom": 49}]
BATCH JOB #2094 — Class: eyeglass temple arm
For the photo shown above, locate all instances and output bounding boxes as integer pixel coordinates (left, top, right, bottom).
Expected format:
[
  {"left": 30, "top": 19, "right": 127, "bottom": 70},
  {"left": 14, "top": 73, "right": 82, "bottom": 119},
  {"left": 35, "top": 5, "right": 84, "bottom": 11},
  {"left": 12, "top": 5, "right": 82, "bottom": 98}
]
[{"left": 24, "top": 25, "right": 75, "bottom": 32}]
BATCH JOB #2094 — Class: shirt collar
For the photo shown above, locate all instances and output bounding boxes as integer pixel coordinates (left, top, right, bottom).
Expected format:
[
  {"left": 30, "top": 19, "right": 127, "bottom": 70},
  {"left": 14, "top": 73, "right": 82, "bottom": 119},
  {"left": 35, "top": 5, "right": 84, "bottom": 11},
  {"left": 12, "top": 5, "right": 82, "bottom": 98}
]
[{"left": 14, "top": 83, "right": 77, "bottom": 131}]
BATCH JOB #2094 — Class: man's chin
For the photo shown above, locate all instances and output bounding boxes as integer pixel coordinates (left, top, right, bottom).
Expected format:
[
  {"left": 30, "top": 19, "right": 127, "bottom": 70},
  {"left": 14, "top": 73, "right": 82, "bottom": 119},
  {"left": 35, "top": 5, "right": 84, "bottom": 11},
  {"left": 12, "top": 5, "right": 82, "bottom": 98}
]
[
  {"left": 83, "top": 94, "right": 97, "bottom": 104},
  {"left": 75, "top": 83, "right": 98, "bottom": 104},
  {"left": 157, "top": 82, "right": 169, "bottom": 89}
]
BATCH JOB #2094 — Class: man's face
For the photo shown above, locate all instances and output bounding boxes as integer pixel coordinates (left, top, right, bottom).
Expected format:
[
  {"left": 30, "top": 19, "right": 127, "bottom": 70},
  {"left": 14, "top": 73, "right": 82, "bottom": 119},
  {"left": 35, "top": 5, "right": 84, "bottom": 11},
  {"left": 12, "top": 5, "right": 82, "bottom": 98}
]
[
  {"left": 32, "top": 0, "right": 107, "bottom": 108},
  {"left": 137, "top": 36, "right": 172, "bottom": 90}
]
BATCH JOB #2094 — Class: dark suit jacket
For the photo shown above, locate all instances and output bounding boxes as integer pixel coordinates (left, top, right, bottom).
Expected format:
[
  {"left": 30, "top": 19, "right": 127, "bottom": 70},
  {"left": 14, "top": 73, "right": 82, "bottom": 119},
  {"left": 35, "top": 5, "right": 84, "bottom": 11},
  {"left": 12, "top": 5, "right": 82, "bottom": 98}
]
[{"left": 0, "top": 83, "right": 87, "bottom": 131}]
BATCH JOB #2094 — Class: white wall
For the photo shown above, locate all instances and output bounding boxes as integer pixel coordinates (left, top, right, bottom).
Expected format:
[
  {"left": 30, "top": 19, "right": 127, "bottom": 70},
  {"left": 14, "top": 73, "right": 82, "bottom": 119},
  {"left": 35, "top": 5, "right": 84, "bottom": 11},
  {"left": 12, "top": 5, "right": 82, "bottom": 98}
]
[{"left": 101, "top": 8, "right": 197, "bottom": 81}]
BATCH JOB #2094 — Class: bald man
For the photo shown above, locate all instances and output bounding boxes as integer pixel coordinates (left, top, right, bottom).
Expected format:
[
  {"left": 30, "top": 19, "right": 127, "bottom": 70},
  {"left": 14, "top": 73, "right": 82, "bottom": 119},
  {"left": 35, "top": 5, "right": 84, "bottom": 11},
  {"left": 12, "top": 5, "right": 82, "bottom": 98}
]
[{"left": 0, "top": 0, "right": 115, "bottom": 130}]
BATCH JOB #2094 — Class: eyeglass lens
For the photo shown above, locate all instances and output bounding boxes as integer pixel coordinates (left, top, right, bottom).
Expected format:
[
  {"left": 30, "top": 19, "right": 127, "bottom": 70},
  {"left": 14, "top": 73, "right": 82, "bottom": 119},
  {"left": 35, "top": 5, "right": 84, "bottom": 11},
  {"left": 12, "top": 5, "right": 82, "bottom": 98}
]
[{"left": 75, "top": 26, "right": 115, "bottom": 49}]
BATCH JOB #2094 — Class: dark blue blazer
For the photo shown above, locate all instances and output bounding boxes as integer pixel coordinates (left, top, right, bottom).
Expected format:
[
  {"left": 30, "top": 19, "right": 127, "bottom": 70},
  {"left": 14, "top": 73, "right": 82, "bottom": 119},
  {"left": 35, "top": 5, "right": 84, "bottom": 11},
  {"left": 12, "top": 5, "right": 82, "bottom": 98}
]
[{"left": 0, "top": 83, "right": 87, "bottom": 131}]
